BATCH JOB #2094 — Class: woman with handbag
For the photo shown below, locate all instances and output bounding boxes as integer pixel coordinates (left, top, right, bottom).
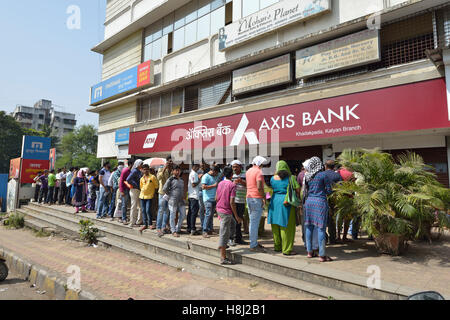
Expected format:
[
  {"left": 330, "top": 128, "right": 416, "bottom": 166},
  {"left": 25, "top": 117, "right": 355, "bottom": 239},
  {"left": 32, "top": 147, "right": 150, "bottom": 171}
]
[{"left": 268, "top": 161, "right": 301, "bottom": 256}]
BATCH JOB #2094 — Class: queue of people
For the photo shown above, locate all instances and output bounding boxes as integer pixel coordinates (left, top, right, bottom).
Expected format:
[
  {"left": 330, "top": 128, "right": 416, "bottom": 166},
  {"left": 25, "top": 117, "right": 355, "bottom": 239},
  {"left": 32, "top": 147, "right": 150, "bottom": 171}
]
[{"left": 32, "top": 155, "right": 357, "bottom": 265}]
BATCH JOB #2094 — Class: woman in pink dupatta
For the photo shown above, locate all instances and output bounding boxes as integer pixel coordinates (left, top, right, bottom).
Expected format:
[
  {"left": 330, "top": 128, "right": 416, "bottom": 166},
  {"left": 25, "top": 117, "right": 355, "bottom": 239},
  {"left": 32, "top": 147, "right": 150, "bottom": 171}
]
[{"left": 74, "top": 169, "right": 88, "bottom": 213}]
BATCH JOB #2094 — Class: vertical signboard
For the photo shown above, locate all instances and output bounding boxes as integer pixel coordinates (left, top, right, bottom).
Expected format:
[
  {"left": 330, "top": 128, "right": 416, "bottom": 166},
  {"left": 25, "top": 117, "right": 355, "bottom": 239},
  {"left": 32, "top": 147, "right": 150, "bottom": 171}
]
[
  {"left": 21, "top": 136, "right": 51, "bottom": 160},
  {"left": 49, "top": 148, "right": 56, "bottom": 171},
  {"left": 9, "top": 158, "right": 21, "bottom": 179}
]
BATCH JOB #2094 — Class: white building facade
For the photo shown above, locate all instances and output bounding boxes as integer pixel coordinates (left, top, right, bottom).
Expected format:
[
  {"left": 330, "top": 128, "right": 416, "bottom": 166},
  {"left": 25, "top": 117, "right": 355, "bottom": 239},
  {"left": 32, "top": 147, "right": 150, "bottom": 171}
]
[{"left": 89, "top": 0, "right": 450, "bottom": 186}]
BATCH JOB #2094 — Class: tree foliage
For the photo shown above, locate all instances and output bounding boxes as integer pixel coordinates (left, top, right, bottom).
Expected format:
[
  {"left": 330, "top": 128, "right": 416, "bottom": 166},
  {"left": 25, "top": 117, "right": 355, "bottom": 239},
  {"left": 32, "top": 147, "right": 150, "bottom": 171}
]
[
  {"left": 332, "top": 148, "right": 450, "bottom": 241},
  {"left": 56, "top": 125, "right": 102, "bottom": 170},
  {"left": 0, "top": 111, "right": 23, "bottom": 173}
]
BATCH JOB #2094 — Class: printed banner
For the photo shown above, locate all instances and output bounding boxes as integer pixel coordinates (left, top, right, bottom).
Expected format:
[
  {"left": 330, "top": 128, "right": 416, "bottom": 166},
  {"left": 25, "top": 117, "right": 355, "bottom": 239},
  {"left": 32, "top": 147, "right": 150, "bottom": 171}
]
[
  {"left": 9, "top": 158, "right": 21, "bottom": 179},
  {"left": 91, "top": 60, "right": 154, "bottom": 105},
  {"left": 296, "top": 29, "right": 381, "bottom": 79},
  {"left": 233, "top": 54, "right": 291, "bottom": 95},
  {"left": 20, "top": 159, "right": 50, "bottom": 184},
  {"left": 219, "top": 0, "right": 331, "bottom": 51},
  {"left": 129, "top": 79, "right": 449, "bottom": 154}
]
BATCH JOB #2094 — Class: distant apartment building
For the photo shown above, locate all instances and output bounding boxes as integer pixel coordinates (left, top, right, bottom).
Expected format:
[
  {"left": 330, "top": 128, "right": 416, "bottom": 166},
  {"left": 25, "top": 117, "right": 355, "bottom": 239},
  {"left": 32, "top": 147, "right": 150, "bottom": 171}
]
[{"left": 12, "top": 99, "right": 77, "bottom": 139}]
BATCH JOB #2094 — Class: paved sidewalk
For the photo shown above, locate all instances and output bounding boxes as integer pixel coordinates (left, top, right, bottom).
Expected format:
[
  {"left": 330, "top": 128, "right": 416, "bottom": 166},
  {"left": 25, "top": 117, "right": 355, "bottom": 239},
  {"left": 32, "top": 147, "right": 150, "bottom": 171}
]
[
  {"left": 53, "top": 204, "right": 450, "bottom": 296},
  {"left": 0, "top": 226, "right": 316, "bottom": 300}
]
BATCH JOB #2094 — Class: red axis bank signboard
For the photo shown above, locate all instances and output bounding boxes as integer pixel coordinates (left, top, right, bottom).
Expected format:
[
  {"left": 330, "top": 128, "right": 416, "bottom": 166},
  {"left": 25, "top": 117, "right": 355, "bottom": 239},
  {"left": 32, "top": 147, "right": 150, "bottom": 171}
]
[{"left": 129, "top": 79, "right": 449, "bottom": 154}]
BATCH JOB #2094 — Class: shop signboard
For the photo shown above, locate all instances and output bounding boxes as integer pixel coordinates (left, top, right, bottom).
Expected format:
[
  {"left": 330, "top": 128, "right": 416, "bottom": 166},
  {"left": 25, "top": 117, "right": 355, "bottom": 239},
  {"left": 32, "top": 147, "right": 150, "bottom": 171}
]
[
  {"left": 9, "top": 158, "right": 21, "bottom": 179},
  {"left": 21, "top": 136, "right": 51, "bottom": 160},
  {"left": 20, "top": 159, "right": 50, "bottom": 184},
  {"left": 115, "top": 128, "right": 130, "bottom": 145},
  {"left": 296, "top": 29, "right": 381, "bottom": 79},
  {"left": 90, "top": 60, "right": 154, "bottom": 105},
  {"left": 233, "top": 54, "right": 292, "bottom": 95},
  {"left": 129, "top": 79, "right": 449, "bottom": 154},
  {"left": 219, "top": 0, "right": 331, "bottom": 51}
]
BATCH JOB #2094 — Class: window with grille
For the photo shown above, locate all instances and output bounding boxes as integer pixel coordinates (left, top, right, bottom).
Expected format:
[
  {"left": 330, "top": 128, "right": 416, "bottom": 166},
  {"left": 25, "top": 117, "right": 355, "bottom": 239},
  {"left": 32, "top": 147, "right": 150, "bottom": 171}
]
[
  {"left": 303, "top": 13, "right": 435, "bottom": 86},
  {"left": 184, "top": 74, "right": 231, "bottom": 112}
]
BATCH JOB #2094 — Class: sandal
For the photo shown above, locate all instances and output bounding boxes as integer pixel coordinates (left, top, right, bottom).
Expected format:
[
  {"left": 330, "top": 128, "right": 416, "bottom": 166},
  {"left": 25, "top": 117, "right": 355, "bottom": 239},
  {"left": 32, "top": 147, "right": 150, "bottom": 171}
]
[
  {"left": 319, "top": 256, "right": 333, "bottom": 262},
  {"left": 307, "top": 251, "right": 318, "bottom": 258}
]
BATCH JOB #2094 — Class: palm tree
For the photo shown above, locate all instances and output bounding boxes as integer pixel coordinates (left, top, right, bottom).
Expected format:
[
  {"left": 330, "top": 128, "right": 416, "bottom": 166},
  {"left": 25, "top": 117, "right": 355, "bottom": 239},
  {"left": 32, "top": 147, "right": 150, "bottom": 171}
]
[{"left": 332, "top": 148, "right": 449, "bottom": 254}]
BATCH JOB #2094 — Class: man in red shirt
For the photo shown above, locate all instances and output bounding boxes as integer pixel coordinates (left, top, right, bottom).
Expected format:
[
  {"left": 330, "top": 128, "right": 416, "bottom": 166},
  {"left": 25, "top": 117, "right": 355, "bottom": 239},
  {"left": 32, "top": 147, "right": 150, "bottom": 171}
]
[
  {"left": 246, "top": 156, "right": 267, "bottom": 252},
  {"left": 216, "top": 167, "right": 242, "bottom": 264},
  {"left": 119, "top": 160, "right": 133, "bottom": 224}
]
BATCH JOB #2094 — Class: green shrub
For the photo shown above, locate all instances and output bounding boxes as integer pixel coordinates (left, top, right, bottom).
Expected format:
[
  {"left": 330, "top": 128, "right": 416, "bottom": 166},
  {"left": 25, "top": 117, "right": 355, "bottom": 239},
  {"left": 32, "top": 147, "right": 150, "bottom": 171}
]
[
  {"left": 3, "top": 213, "right": 25, "bottom": 229},
  {"left": 79, "top": 219, "right": 99, "bottom": 245},
  {"left": 332, "top": 149, "right": 450, "bottom": 241}
]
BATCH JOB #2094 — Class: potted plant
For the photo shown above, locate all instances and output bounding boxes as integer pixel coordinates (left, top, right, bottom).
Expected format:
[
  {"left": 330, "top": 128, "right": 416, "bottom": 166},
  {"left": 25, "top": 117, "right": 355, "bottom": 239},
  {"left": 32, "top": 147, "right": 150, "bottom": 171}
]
[{"left": 332, "top": 149, "right": 450, "bottom": 255}]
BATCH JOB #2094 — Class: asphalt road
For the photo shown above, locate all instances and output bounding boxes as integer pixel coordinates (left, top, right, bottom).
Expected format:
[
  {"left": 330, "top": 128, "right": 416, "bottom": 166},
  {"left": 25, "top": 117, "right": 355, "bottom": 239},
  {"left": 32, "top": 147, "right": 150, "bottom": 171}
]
[{"left": 0, "top": 272, "right": 51, "bottom": 300}]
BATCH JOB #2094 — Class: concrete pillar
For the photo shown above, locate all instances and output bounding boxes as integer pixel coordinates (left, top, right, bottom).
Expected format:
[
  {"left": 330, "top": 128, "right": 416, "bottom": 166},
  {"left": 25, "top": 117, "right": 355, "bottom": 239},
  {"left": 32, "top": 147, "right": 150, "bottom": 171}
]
[
  {"left": 447, "top": 136, "right": 450, "bottom": 185},
  {"left": 443, "top": 49, "right": 450, "bottom": 121},
  {"left": 443, "top": 50, "right": 450, "bottom": 184}
]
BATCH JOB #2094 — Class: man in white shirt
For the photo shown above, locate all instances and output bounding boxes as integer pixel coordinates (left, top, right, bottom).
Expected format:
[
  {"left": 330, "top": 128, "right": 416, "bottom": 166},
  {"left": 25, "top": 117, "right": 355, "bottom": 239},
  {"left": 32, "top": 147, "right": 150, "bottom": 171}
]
[{"left": 187, "top": 163, "right": 201, "bottom": 235}]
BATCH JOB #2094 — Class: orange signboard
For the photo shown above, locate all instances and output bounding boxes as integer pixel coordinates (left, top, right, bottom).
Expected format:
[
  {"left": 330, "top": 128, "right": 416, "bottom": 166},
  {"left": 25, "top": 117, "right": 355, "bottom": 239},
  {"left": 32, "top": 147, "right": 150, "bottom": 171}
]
[{"left": 9, "top": 158, "right": 21, "bottom": 179}]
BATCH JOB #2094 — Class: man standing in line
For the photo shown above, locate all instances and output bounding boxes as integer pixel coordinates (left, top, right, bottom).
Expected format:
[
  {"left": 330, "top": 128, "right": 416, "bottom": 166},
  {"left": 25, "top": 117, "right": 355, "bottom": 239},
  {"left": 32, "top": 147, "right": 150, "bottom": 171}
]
[
  {"left": 120, "top": 160, "right": 134, "bottom": 225},
  {"left": 197, "top": 162, "right": 207, "bottom": 234},
  {"left": 216, "top": 166, "right": 242, "bottom": 265},
  {"left": 231, "top": 160, "right": 248, "bottom": 245},
  {"left": 108, "top": 162, "right": 124, "bottom": 221},
  {"left": 58, "top": 168, "right": 67, "bottom": 205},
  {"left": 53, "top": 168, "right": 62, "bottom": 204},
  {"left": 96, "top": 162, "right": 112, "bottom": 219},
  {"left": 156, "top": 156, "right": 173, "bottom": 237},
  {"left": 323, "top": 160, "right": 343, "bottom": 244},
  {"left": 39, "top": 170, "right": 49, "bottom": 204},
  {"left": 163, "top": 165, "right": 186, "bottom": 238},
  {"left": 201, "top": 166, "right": 221, "bottom": 238},
  {"left": 47, "top": 170, "right": 56, "bottom": 205},
  {"left": 65, "top": 167, "right": 74, "bottom": 206},
  {"left": 33, "top": 171, "right": 42, "bottom": 203},
  {"left": 126, "top": 159, "right": 144, "bottom": 227},
  {"left": 187, "top": 163, "right": 202, "bottom": 236},
  {"left": 246, "top": 156, "right": 267, "bottom": 252}
]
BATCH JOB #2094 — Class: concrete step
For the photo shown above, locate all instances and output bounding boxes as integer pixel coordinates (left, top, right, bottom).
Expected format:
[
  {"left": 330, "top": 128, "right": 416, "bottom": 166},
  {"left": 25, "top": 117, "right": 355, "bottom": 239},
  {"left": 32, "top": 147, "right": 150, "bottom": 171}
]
[
  {"left": 19, "top": 207, "right": 366, "bottom": 299},
  {"left": 23, "top": 218, "right": 58, "bottom": 234},
  {"left": 20, "top": 204, "right": 406, "bottom": 299},
  {"left": 98, "top": 234, "right": 367, "bottom": 300}
]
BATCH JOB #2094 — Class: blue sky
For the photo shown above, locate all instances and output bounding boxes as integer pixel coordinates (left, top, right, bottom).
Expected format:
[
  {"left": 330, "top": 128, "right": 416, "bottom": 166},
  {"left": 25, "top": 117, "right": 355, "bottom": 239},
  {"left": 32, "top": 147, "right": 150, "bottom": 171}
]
[{"left": 0, "top": 1, "right": 106, "bottom": 127}]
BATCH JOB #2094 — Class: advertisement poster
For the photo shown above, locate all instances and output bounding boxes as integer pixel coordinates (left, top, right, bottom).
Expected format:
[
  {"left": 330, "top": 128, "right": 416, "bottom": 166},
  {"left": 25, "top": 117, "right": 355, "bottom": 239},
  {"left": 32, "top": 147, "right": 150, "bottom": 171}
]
[
  {"left": 9, "top": 158, "right": 21, "bottom": 179},
  {"left": 49, "top": 148, "right": 56, "bottom": 171}
]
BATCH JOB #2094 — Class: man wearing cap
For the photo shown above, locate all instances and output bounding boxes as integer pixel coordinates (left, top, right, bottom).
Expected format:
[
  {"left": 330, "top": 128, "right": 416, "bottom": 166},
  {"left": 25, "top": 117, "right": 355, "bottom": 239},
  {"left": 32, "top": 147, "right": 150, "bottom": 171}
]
[{"left": 246, "top": 156, "right": 267, "bottom": 252}]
